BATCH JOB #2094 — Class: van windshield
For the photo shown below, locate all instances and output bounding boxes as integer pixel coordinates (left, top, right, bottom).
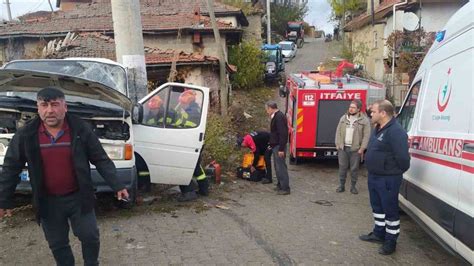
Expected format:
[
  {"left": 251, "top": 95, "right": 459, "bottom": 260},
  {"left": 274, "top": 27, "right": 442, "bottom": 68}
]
[{"left": 4, "top": 60, "right": 127, "bottom": 95}]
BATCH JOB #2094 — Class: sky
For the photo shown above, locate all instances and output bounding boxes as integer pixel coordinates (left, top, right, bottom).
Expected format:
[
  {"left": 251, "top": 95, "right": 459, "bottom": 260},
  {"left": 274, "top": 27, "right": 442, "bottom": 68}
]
[{"left": 1, "top": 0, "right": 334, "bottom": 33}]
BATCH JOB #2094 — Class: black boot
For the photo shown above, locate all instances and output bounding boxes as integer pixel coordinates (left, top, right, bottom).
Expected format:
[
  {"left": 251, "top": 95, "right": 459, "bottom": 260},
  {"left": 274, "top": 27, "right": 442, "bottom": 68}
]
[
  {"left": 379, "top": 240, "right": 396, "bottom": 255},
  {"left": 350, "top": 182, "right": 358, "bottom": 194},
  {"left": 336, "top": 180, "right": 345, "bottom": 193},
  {"left": 177, "top": 191, "right": 198, "bottom": 202},
  {"left": 197, "top": 179, "right": 209, "bottom": 196}
]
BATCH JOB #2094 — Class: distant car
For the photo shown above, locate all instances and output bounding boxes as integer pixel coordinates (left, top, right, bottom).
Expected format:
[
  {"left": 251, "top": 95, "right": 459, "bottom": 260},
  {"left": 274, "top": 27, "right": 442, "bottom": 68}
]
[{"left": 278, "top": 41, "right": 297, "bottom": 61}]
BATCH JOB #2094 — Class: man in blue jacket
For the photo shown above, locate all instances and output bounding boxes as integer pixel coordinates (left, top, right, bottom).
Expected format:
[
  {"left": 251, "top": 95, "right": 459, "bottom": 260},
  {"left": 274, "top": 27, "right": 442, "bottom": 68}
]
[{"left": 359, "top": 100, "right": 410, "bottom": 255}]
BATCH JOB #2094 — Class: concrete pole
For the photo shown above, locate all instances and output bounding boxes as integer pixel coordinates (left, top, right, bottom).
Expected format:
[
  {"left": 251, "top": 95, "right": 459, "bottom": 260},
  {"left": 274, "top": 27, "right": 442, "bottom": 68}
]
[
  {"left": 206, "top": 0, "right": 228, "bottom": 116},
  {"left": 266, "top": 0, "right": 271, "bottom": 44},
  {"left": 391, "top": 0, "right": 408, "bottom": 98},
  {"left": 5, "top": 0, "right": 13, "bottom": 21},
  {"left": 111, "top": 0, "right": 148, "bottom": 103}
]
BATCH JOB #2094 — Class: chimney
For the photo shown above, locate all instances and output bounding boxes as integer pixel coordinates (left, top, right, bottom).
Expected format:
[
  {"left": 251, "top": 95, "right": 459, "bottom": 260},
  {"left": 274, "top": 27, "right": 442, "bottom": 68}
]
[
  {"left": 193, "top": 6, "right": 201, "bottom": 25},
  {"left": 58, "top": 0, "right": 93, "bottom": 12}
]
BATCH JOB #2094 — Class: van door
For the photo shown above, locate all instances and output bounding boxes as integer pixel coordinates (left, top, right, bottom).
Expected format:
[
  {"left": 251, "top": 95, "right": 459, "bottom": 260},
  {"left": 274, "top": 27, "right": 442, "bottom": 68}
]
[
  {"left": 133, "top": 83, "right": 209, "bottom": 185},
  {"left": 456, "top": 52, "right": 474, "bottom": 260}
]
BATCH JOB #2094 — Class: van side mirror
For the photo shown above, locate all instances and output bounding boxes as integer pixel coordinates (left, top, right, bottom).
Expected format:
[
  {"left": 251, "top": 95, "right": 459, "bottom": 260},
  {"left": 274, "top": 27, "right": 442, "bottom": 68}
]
[
  {"left": 279, "top": 85, "right": 287, "bottom": 98},
  {"left": 132, "top": 103, "right": 143, "bottom": 124}
]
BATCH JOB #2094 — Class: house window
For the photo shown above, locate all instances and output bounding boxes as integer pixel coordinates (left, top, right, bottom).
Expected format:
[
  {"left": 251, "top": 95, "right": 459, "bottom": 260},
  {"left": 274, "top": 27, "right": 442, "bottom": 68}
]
[{"left": 373, "top": 31, "right": 378, "bottom": 49}]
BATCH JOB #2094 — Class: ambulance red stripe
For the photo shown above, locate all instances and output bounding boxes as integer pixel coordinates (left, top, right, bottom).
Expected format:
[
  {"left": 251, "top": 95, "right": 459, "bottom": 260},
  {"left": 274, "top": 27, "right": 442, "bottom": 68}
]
[{"left": 410, "top": 153, "right": 474, "bottom": 174}]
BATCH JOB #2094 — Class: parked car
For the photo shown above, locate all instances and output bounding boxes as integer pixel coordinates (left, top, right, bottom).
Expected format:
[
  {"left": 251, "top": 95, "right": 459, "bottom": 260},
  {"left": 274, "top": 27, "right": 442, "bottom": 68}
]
[
  {"left": 278, "top": 41, "right": 297, "bottom": 62},
  {"left": 0, "top": 58, "right": 210, "bottom": 203},
  {"left": 396, "top": 2, "right": 473, "bottom": 264}
]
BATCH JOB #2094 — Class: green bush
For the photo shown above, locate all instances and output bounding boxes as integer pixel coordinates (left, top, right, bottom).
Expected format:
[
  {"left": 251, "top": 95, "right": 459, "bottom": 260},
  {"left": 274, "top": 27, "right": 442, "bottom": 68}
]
[
  {"left": 228, "top": 41, "right": 265, "bottom": 90},
  {"left": 202, "top": 113, "right": 238, "bottom": 170}
]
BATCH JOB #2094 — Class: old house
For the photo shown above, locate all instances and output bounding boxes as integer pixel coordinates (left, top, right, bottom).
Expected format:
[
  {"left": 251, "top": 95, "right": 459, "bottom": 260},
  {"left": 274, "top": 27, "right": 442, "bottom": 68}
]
[
  {"left": 0, "top": 0, "right": 250, "bottom": 107},
  {"left": 344, "top": 0, "right": 468, "bottom": 106}
]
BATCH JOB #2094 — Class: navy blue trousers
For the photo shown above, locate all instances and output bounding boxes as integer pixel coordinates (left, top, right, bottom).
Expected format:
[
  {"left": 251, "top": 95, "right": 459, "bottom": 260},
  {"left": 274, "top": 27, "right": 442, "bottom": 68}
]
[{"left": 368, "top": 174, "right": 402, "bottom": 242}]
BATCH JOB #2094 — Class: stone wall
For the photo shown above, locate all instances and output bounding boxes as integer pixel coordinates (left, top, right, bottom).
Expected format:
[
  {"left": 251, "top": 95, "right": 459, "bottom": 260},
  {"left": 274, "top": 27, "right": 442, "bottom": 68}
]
[{"left": 242, "top": 14, "right": 263, "bottom": 43}]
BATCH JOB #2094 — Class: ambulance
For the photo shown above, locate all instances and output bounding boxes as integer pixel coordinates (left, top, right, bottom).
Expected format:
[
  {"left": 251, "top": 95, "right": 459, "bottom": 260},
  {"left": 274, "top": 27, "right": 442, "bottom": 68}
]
[
  {"left": 396, "top": 2, "right": 473, "bottom": 263},
  {"left": 281, "top": 61, "right": 385, "bottom": 164}
]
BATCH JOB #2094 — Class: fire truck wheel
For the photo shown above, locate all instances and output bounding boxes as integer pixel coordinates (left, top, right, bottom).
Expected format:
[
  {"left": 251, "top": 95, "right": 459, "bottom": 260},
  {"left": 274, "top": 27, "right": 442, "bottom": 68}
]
[{"left": 289, "top": 154, "right": 299, "bottom": 165}]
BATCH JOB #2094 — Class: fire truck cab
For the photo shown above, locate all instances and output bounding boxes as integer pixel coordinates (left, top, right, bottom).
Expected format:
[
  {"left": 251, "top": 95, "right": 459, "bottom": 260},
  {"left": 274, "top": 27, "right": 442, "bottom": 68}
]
[{"left": 282, "top": 63, "right": 385, "bottom": 164}]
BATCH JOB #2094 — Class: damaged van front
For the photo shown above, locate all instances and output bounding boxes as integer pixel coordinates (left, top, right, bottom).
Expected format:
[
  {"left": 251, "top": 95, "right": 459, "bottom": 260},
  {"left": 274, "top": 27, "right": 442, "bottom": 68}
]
[{"left": 0, "top": 59, "right": 137, "bottom": 201}]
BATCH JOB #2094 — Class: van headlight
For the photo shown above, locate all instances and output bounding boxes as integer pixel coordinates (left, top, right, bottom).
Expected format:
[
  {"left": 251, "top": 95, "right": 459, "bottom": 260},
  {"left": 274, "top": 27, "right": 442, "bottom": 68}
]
[{"left": 103, "top": 144, "right": 133, "bottom": 160}]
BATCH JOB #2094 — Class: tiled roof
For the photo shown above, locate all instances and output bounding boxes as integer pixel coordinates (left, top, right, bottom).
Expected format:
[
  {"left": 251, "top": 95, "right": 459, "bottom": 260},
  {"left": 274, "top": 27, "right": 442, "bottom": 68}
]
[
  {"left": 45, "top": 32, "right": 226, "bottom": 68},
  {"left": 0, "top": 0, "right": 242, "bottom": 38},
  {"left": 344, "top": 0, "right": 405, "bottom": 31}
]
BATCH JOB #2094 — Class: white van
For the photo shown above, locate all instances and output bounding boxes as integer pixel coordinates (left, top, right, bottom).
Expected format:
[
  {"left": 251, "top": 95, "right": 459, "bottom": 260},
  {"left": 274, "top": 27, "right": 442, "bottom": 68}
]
[
  {"left": 396, "top": 2, "right": 473, "bottom": 263},
  {"left": 0, "top": 58, "right": 209, "bottom": 202}
]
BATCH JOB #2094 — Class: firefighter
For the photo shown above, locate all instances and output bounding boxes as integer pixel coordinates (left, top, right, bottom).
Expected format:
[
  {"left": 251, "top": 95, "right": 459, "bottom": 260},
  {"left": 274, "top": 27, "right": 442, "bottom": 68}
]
[
  {"left": 175, "top": 89, "right": 209, "bottom": 202},
  {"left": 237, "top": 131, "right": 272, "bottom": 183},
  {"left": 359, "top": 100, "right": 410, "bottom": 255},
  {"left": 145, "top": 95, "right": 176, "bottom": 126}
]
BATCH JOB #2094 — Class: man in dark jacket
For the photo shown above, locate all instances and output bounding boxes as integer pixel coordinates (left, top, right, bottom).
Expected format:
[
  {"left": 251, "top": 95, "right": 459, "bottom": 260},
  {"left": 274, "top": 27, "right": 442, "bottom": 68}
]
[
  {"left": 265, "top": 101, "right": 290, "bottom": 195},
  {"left": 0, "top": 87, "right": 128, "bottom": 266},
  {"left": 359, "top": 100, "right": 410, "bottom": 255},
  {"left": 238, "top": 131, "right": 272, "bottom": 183}
]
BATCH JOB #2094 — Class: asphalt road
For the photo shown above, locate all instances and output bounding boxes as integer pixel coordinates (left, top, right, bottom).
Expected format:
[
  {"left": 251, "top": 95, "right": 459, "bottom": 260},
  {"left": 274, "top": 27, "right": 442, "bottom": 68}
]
[{"left": 0, "top": 38, "right": 466, "bottom": 265}]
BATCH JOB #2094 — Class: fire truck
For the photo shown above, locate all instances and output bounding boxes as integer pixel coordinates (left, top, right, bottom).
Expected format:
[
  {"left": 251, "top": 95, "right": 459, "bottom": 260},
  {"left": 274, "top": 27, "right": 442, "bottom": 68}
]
[{"left": 280, "top": 61, "right": 386, "bottom": 164}]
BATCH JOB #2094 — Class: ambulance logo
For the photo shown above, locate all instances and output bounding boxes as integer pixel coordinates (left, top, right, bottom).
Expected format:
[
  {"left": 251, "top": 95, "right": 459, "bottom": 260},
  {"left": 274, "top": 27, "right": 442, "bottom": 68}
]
[{"left": 437, "top": 68, "right": 452, "bottom": 112}]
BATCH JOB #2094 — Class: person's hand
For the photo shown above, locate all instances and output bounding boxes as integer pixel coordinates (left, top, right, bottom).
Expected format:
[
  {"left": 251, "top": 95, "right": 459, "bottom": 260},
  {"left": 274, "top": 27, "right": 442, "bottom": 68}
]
[
  {"left": 278, "top": 151, "right": 285, "bottom": 158},
  {"left": 116, "top": 189, "right": 129, "bottom": 201},
  {"left": 0, "top": 209, "right": 12, "bottom": 219},
  {"left": 358, "top": 149, "right": 365, "bottom": 162},
  {"left": 250, "top": 166, "right": 256, "bottom": 173}
]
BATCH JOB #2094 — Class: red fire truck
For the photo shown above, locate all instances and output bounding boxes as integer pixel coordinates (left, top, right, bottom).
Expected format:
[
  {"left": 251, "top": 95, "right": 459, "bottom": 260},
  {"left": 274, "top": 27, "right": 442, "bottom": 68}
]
[{"left": 280, "top": 61, "right": 386, "bottom": 164}]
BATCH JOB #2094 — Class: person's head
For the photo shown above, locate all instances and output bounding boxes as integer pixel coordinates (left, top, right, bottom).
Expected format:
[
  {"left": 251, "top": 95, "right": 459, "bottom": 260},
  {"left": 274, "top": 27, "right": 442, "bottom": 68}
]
[
  {"left": 265, "top": 100, "right": 278, "bottom": 116},
  {"left": 147, "top": 95, "right": 163, "bottom": 110},
  {"left": 370, "top": 100, "right": 395, "bottom": 125},
  {"left": 237, "top": 134, "right": 256, "bottom": 152},
  {"left": 179, "top": 90, "right": 196, "bottom": 106},
  {"left": 348, "top": 99, "right": 363, "bottom": 115},
  {"left": 37, "top": 87, "right": 67, "bottom": 128}
]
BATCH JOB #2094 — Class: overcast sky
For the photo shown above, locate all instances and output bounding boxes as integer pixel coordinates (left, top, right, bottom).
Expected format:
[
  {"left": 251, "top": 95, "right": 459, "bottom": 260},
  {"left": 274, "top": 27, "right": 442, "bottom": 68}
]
[{"left": 2, "top": 0, "right": 334, "bottom": 33}]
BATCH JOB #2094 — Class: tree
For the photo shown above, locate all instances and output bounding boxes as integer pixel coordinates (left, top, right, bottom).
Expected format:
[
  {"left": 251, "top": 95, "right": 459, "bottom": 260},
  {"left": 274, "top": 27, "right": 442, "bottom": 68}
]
[
  {"left": 268, "top": 2, "right": 308, "bottom": 37},
  {"left": 327, "top": 0, "right": 365, "bottom": 20},
  {"left": 228, "top": 41, "right": 265, "bottom": 90}
]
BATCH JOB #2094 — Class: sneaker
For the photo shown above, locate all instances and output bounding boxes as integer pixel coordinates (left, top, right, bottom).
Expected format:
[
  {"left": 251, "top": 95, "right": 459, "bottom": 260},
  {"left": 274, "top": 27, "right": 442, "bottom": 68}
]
[
  {"left": 261, "top": 179, "right": 272, "bottom": 184},
  {"left": 378, "top": 241, "right": 396, "bottom": 255},
  {"left": 336, "top": 186, "right": 345, "bottom": 193},
  {"left": 277, "top": 190, "right": 290, "bottom": 195},
  {"left": 359, "top": 232, "right": 385, "bottom": 244},
  {"left": 350, "top": 186, "right": 358, "bottom": 194}
]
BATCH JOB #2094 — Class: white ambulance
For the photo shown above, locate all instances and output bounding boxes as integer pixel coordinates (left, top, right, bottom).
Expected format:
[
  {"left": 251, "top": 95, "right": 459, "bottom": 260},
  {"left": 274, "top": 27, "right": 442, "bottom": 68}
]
[{"left": 397, "top": 2, "right": 473, "bottom": 263}]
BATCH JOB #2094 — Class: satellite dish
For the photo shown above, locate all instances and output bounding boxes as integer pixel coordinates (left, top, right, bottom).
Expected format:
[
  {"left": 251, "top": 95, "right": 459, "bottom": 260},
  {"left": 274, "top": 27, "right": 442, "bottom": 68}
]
[{"left": 403, "top": 12, "right": 420, "bottom": 31}]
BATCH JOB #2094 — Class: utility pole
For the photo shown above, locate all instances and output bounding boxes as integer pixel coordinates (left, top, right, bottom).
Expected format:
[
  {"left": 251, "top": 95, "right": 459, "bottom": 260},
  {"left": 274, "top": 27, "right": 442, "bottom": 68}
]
[
  {"left": 206, "top": 0, "right": 228, "bottom": 116},
  {"left": 266, "top": 0, "right": 271, "bottom": 44},
  {"left": 47, "top": 0, "right": 54, "bottom": 12},
  {"left": 5, "top": 0, "right": 13, "bottom": 21},
  {"left": 111, "top": 0, "right": 148, "bottom": 103}
]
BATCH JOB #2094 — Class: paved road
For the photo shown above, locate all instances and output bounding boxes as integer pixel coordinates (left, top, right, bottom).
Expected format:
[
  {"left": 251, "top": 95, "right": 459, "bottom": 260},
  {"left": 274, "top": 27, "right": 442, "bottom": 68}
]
[{"left": 0, "top": 39, "right": 465, "bottom": 265}]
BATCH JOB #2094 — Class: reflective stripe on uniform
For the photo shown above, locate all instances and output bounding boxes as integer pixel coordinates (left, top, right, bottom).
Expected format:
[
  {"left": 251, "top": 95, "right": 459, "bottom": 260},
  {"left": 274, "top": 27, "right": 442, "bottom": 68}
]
[
  {"left": 196, "top": 166, "right": 207, "bottom": 181},
  {"left": 374, "top": 221, "right": 386, "bottom": 226},
  {"left": 385, "top": 220, "right": 400, "bottom": 226},
  {"left": 373, "top": 213, "right": 385, "bottom": 219},
  {"left": 138, "top": 171, "right": 150, "bottom": 176},
  {"left": 386, "top": 228, "right": 400, "bottom": 235}
]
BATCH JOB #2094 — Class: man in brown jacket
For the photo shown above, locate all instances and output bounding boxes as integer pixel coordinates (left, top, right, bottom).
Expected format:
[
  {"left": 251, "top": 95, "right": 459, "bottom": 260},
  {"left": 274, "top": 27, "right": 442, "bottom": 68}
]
[{"left": 335, "top": 99, "right": 371, "bottom": 194}]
